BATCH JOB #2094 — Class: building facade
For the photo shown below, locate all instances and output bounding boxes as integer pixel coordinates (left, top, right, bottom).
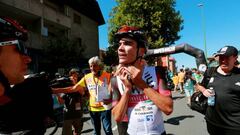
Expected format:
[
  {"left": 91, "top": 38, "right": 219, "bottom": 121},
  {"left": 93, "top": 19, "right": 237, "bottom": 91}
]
[
  {"left": 155, "top": 55, "right": 177, "bottom": 73},
  {"left": 0, "top": 0, "right": 105, "bottom": 73}
]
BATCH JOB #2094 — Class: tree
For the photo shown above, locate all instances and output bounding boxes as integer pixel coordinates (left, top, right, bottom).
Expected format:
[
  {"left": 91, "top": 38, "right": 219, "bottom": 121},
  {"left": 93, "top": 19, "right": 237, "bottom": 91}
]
[
  {"left": 103, "top": 44, "right": 119, "bottom": 66},
  {"left": 105, "top": 0, "right": 183, "bottom": 65},
  {"left": 40, "top": 37, "right": 85, "bottom": 72}
]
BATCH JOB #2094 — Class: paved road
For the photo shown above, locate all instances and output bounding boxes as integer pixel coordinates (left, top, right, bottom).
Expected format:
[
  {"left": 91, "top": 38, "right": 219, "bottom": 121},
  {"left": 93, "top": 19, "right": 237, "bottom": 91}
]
[
  {"left": 46, "top": 92, "right": 209, "bottom": 135},
  {"left": 163, "top": 92, "right": 208, "bottom": 135}
]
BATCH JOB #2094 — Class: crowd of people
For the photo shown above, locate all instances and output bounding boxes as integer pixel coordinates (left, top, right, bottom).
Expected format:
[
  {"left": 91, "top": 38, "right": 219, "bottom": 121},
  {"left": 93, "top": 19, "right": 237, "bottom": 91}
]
[
  {"left": 171, "top": 67, "right": 204, "bottom": 106},
  {"left": 0, "top": 17, "right": 240, "bottom": 135}
]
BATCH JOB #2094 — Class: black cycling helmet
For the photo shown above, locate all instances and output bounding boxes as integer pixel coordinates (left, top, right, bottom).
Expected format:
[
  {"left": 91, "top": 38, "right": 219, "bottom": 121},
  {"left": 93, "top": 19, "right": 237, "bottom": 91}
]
[
  {"left": 114, "top": 25, "right": 148, "bottom": 49},
  {"left": 0, "top": 17, "right": 28, "bottom": 41},
  {"left": 0, "top": 17, "right": 28, "bottom": 55}
]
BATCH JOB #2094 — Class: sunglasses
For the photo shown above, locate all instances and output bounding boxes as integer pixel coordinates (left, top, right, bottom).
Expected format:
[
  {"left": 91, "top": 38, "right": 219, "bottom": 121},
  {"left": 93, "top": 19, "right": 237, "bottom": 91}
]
[
  {"left": 0, "top": 40, "right": 28, "bottom": 55},
  {"left": 117, "top": 30, "right": 144, "bottom": 36}
]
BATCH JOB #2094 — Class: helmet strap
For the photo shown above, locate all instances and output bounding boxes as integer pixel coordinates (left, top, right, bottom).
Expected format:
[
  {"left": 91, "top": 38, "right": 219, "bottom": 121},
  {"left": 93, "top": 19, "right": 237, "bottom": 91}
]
[
  {"left": 127, "top": 46, "right": 143, "bottom": 65},
  {"left": 0, "top": 71, "right": 11, "bottom": 96}
]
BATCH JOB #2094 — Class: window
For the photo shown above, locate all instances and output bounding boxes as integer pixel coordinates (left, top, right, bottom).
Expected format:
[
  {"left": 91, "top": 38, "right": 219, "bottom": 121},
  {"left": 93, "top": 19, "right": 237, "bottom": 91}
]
[
  {"left": 77, "top": 38, "right": 82, "bottom": 46},
  {"left": 73, "top": 13, "right": 81, "bottom": 25},
  {"left": 64, "top": 6, "right": 70, "bottom": 17}
]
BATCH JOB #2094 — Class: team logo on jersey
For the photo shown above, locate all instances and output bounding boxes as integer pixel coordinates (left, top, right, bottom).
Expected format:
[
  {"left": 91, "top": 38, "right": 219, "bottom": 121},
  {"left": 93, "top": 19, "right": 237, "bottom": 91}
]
[
  {"left": 209, "top": 77, "right": 214, "bottom": 83},
  {"left": 235, "top": 82, "right": 240, "bottom": 86},
  {"left": 144, "top": 71, "right": 154, "bottom": 88}
]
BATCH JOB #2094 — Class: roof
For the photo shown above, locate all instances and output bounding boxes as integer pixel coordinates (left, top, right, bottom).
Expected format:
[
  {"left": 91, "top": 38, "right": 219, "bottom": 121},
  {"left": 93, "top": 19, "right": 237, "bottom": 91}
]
[{"left": 50, "top": 0, "right": 105, "bottom": 26}]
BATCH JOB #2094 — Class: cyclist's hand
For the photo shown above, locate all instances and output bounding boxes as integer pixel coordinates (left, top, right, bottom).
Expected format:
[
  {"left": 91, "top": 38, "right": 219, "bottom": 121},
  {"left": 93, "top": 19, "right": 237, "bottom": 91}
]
[{"left": 115, "top": 65, "right": 132, "bottom": 93}]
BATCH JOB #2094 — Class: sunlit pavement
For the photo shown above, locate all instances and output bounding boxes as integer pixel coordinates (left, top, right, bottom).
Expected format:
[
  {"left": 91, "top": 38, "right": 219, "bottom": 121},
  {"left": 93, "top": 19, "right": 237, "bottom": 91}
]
[
  {"left": 163, "top": 91, "right": 208, "bottom": 135},
  {"left": 47, "top": 91, "right": 208, "bottom": 135},
  {"left": 46, "top": 110, "right": 118, "bottom": 135}
]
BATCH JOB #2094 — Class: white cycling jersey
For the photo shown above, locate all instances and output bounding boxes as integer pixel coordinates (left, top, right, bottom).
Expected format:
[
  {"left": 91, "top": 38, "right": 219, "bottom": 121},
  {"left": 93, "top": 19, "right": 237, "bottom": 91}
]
[{"left": 116, "top": 66, "right": 167, "bottom": 135}]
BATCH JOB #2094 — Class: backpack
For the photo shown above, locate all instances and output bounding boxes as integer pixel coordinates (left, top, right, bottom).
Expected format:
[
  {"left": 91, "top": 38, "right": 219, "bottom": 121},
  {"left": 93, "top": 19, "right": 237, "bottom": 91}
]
[
  {"left": 190, "top": 67, "right": 217, "bottom": 114},
  {"left": 190, "top": 91, "right": 208, "bottom": 114}
]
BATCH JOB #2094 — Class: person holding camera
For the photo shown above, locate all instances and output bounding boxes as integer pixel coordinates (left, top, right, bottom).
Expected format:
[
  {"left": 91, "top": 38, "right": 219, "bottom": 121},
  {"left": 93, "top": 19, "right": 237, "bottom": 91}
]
[{"left": 59, "top": 69, "right": 83, "bottom": 135}]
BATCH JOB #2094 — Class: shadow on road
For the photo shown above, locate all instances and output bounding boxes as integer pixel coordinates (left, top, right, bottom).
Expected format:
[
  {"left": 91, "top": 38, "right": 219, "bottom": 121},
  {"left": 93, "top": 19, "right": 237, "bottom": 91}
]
[
  {"left": 81, "top": 128, "right": 94, "bottom": 134},
  {"left": 164, "top": 115, "right": 194, "bottom": 125},
  {"left": 172, "top": 95, "right": 185, "bottom": 100},
  {"left": 82, "top": 117, "right": 91, "bottom": 122}
]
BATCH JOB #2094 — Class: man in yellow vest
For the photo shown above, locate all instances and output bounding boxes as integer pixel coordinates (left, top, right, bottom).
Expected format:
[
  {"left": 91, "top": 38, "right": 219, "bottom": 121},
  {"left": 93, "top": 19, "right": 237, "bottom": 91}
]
[
  {"left": 73, "top": 56, "right": 113, "bottom": 135},
  {"left": 52, "top": 56, "right": 113, "bottom": 135}
]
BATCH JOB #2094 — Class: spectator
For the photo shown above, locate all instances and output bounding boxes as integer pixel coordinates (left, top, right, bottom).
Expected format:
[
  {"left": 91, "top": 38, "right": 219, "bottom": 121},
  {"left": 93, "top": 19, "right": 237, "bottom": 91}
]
[
  {"left": 178, "top": 68, "right": 185, "bottom": 94},
  {"left": 60, "top": 68, "right": 83, "bottom": 135},
  {"left": 196, "top": 46, "right": 240, "bottom": 135},
  {"left": 183, "top": 70, "right": 196, "bottom": 106},
  {"left": 192, "top": 68, "right": 203, "bottom": 84},
  {"left": 172, "top": 72, "right": 179, "bottom": 92},
  {"left": 72, "top": 56, "right": 113, "bottom": 135}
]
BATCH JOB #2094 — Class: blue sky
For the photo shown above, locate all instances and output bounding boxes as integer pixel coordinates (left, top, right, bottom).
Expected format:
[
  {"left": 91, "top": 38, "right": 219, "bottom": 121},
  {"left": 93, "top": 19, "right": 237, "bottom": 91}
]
[{"left": 97, "top": 0, "right": 240, "bottom": 69}]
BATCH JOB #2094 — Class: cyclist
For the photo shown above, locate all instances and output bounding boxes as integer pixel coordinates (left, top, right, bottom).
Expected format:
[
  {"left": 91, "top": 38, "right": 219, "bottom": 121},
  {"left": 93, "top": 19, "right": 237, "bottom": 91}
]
[
  {"left": 111, "top": 25, "right": 173, "bottom": 135},
  {"left": 0, "top": 17, "right": 53, "bottom": 135}
]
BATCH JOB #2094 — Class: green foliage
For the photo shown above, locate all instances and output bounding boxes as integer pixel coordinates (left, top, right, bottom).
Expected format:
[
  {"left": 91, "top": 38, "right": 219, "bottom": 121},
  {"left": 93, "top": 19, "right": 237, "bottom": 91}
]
[
  {"left": 105, "top": 0, "right": 183, "bottom": 64},
  {"left": 103, "top": 44, "right": 119, "bottom": 66},
  {"left": 41, "top": 37, "right": 84, "bottom": 69}
]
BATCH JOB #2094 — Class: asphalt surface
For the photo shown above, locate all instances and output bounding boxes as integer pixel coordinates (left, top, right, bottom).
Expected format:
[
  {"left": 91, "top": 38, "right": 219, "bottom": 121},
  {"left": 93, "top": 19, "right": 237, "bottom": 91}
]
[
  {"left": 163, "top": 92, "right": 208, "bottom": 135},
  {"left": 46, "top": 92, "right": 209, "bottom": 135}
]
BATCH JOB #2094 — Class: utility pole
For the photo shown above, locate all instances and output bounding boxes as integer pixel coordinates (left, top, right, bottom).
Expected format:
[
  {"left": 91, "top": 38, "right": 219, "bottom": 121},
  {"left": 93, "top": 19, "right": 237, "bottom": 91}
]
[{"left": 198, "top": 3, "right": 207, "bottom": 58}]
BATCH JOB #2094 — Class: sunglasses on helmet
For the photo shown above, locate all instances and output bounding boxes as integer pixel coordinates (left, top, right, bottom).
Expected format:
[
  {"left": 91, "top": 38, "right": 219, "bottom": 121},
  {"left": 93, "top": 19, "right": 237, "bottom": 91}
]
[
  {"left": 0, "top": 40, "right": 28, "bottom": 55},
  {"left": 117, "top": 29, "right": 144, "bottom": 36}
]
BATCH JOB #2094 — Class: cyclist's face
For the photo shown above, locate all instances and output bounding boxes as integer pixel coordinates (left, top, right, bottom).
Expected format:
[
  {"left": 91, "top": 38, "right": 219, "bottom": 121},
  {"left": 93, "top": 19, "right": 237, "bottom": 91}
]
[
  {"left": 218, "top": 55, "right": 237, "bottom": 73},
  {"left": 118, "top": 38, "right": 138, "bottom": 64},
  {"left": 0, "top": 45, "right": 31, "bottom": 84}
]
